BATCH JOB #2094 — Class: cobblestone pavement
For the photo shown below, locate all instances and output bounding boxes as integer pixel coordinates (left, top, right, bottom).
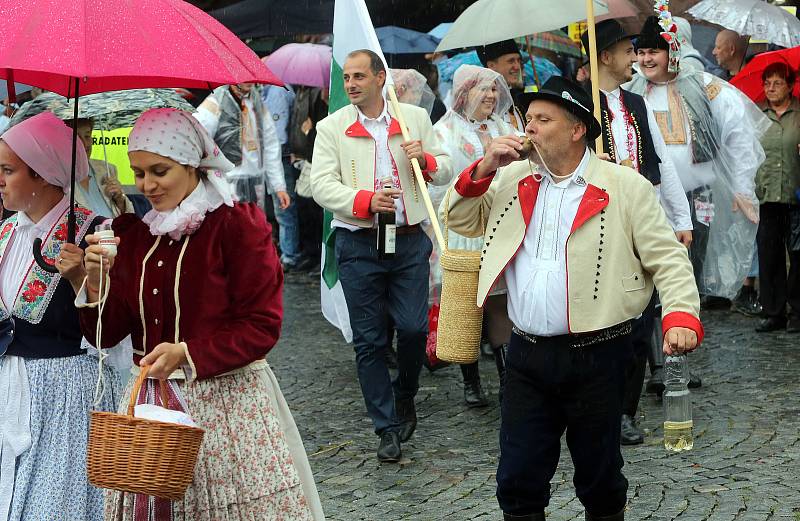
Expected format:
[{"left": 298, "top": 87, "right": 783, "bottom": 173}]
[{"left": 270, "top": 275, "right": 800, "bottom": 520}]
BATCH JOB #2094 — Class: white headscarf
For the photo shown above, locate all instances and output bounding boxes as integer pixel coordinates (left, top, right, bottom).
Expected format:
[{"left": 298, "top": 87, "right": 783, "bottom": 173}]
[
  {"left": 128, "top": 108, "right": 236, "bottom": 239},
  {"left": 1, "top": 111, "right": 88, "bottom": 193}
]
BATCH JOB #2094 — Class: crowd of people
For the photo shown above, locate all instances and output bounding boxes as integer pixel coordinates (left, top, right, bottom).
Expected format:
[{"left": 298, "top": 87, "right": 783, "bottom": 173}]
[{"left": 0, "top": 8, "right": 797, "bottom": 521}]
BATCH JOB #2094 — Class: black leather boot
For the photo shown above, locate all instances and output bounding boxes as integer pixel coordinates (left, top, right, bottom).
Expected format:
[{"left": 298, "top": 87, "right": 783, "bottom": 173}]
[
  {"left": 376, "top": 431, "right": 401, "bottom": 462},
  {"left": 494, "top": 344, "right": 507, "bottom": 404},
  {"left": 395, "top": 398, "right": 417, "bottom": 442},
  {"left": 620, "top": 414, "right": 644, "bottom": 445},
  {"left": 586, "top": 509, "right": 624, "bottom": 521},
  {"left": 461, "top": 362, "right": 488, "bottom": 408},
  {"left": 504, "top": 512, "right": 545, "bottom": 521}
]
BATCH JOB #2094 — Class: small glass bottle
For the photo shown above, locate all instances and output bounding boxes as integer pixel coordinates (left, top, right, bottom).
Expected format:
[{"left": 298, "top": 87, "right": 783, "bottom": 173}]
[
  {"left": 663, "top": 354, "right": 693, "bottom": 452},
  {"left": 95, "top": 222, "right": 117, "bottom": 258},
  {"left": 376, "top": 177, "right": 396, "bottom": 260}
]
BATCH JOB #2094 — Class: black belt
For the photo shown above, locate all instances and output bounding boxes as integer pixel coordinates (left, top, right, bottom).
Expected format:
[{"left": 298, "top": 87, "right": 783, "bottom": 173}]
[
  {"left": 512, "top": 321, "right": 632, "bottom": 349},
  {"left": 354, "top": 224, "right": 422, "bottom": 236}
]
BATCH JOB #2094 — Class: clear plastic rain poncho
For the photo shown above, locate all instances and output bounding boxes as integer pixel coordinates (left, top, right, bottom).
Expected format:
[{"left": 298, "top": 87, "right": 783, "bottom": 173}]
[
  {"left": 427, "top": 65, "right": 515, "bottom": 298},
  {"left": 627, "top": 62, "right": 771, "bottom": 299},
  {"left": 391, "top": 69, "right": 436, "bottom": 116},
  {"left": 431, "top": 65, "right": 514, "bottom": 210}
]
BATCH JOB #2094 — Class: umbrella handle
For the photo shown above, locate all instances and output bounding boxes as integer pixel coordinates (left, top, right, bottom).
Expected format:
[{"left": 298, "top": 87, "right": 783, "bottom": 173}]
[{"left": 32, "top": 238, "right": 59, "bottom": 274}]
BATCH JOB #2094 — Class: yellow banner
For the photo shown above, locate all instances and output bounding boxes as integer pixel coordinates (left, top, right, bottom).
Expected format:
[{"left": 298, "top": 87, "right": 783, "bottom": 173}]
[
  {"left": 89, "top": 127, "right": 134, "bottom": 186},
  {"left": 568, "top": 22, "right": 588, "bottom": 46}
]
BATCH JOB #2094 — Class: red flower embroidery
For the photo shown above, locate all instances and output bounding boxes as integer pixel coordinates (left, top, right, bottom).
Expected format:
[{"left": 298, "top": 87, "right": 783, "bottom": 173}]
[
  {"left": 1, "top": 222, "right": 13, "bottom": 238},
  {"left": 463, "top": 142, "right": 475, "bottom": 157},
  {"left": 53, "top": 223, "right": 68, "bottom": 242},
  {"left": 22, "top": 280, "right": 47, "bottom": 303}
]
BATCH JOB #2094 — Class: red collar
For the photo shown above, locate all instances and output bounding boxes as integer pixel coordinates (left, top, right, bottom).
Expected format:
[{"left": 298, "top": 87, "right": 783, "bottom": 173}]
[
  {"left": 345, "top": 116, "right": 403, "bottom": 138},
  {"left": 516, "top": 174, "right": 609, "bottom": 234}
]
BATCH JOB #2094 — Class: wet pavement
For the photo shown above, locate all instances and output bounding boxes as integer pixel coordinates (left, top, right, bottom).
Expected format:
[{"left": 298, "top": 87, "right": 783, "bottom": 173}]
[{"left": 270, "top": 274, "right": 800, "bottom": 520}]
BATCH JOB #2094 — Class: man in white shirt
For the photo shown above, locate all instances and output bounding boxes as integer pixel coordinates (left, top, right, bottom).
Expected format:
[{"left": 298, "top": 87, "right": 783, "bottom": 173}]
[
  {"left": 311, "top": 49, "right": 451, "bottom": 463},
  {"left": 581, "top": 19, "right": 694, "bottom": 445},
  {"left": 444, "top": 76, "right": 702, "bottom": 521}
]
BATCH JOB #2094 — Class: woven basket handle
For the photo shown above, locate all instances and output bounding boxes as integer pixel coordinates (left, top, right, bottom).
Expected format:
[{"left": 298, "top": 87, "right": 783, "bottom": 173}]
[
  {"left": 127, "top": 365, "right": 171, "bottom": 417},
  {"left": 442, "top": 186, "right": 485, "bottom": 252}
]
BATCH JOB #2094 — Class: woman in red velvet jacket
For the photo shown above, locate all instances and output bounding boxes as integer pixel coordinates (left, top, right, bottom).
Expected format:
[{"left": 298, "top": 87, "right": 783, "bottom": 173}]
[{"left": 79, "top": 108, "right": 324, "bottom": 521}]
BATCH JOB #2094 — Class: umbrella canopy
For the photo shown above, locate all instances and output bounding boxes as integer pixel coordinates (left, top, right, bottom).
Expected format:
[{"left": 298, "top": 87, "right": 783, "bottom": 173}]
[
  {"left": 595, "top": 0, "right": 638, "bottom": 21},
  {"left": 0, "top": 0, "right": 282, "bottom": 269},
  {"left": 428, "top": 23, "right": 453, "bottom": 41},
  {"left": 0, "top": 0, "right": 283, "bottom": 96},
  {"left": 264, "top": 43, "right": 332, "bottom": 89},
  {"left": 688, "top": 0, "right": 800, "bottom": 49},
  {"left": 375, "top": 26, "right": 440, "bottom": 54},
  {"left": 209, "top": 0, "right": 335, "bottom": 38},
  {"left": 436, "top": 0, "right": 609, "bottom": 52},
  {"left": 9, "top": 89, "right": 195, "bottom": 129},
  {"left": 519, "top": 31, "right": 582, "bottom": 58},
  {"left": 731, "top": 47, "right": 800, "bottom": 103}
]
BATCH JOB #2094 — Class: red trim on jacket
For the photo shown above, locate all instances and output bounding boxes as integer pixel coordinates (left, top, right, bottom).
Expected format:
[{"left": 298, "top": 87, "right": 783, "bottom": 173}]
[
  {"left": 454, "top": 159, "right": 493, "bottom": 197},
  {"left": 345, "top": 118, "right": 371, "bottom": 138},
  {"left": 352, "top": 190, "right": 374, "bottom": 219},
  {"left": 345, "top": 116, "right": 403, "bottom": 138},
  {"left": 421, "top": 152, "right": 437, "bottom": 182},
  {"left": 570, "top": 184, "right": 609, "bottom": 234},
  {"left": 517, "top": 175, "right": 537, "bottom": 227},
  {"left": 480, "top": 175, "right": 541, "bottom": 306},
  {"left": 388, "top": 118, "right": 402, "bottom": 137},
  {"left": 662, "top": 311, "right": 705, "bottom": 346}
]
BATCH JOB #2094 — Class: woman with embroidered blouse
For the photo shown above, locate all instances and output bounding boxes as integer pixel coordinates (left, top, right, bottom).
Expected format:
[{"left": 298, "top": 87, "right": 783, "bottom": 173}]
[
  {"left": 78, "top": 108, "right": 324, "bottom": 521},
  {"left": 0, "top": 112, "right": 118, "bottom": 521},
  {"left": 432, "top": 65, "right": 516, "bottom": 408}
]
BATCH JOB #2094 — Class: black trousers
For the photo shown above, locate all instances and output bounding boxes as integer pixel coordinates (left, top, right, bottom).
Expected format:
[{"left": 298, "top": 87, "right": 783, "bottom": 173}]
[
  {"left": 623, "top": 295, "right": 658, "bottom": 417},
  {"left": 335, "top": 229, "right": 432, "bottom": 434},
  {"left": 496, "top": 330, "right": 632, "bottom": 517},
  {"left": 757, "top": 202, "right": 800, "bottom": 318}
]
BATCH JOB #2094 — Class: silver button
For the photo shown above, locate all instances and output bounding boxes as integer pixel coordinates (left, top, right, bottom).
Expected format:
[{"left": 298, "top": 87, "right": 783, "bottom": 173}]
[
  {"left": 169, "top": 240, "right": 174, "bottom": 246},
  {"left": 157, "top": 260, "right": 164, "bottom": 267},
  {"left": 155, "top": 318, "right": 159, "bottom": 325},
  {"left": 152, "top": 288, "right": 159, "bottom": 295}
]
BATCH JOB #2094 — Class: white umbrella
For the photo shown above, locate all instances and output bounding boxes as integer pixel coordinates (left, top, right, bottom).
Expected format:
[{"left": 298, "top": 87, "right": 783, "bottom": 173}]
[
  {"left": 436, "top": 0, "right": 609, "bottom": 52},
  {"left": 687, "top": 0, "right": 800, "bottom": 49}
]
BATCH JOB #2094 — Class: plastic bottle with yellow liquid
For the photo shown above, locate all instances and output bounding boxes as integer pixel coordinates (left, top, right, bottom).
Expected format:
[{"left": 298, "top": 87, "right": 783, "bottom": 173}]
[{"left": 663, "top": 354, "right": 693, "bottom": 451}]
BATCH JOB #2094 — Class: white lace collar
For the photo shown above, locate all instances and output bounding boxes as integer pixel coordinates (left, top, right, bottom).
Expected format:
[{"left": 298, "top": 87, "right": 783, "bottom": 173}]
[{"left": 141, "top": 178, "right": 231, "bottom": 240}]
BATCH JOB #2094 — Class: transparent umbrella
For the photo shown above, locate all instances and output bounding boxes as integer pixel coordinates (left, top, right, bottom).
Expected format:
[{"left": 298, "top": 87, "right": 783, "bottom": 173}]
[{"left": 688, "top": 0, "right": 800, "bottom": 49}]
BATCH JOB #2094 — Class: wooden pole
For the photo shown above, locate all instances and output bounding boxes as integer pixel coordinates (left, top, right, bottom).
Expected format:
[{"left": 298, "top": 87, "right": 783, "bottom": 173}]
[
  {"left": 585, "top": 0, "right": 604, "bottom": 154},
  {"left": 525, "top": 35, "right": 541, "bottom": 89},
  {"left": 386, "top": 84, "right": 446, "bottom": 251}
]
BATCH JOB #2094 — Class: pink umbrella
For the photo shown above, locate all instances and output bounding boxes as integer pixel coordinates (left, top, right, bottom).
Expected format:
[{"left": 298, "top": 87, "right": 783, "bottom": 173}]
[
  {"left": 0, "top": 0, "right": 283, "bottom": 271},
  {"left": 596, "top": 0, "right": 638, "bottom": 21},
  {"left": 264, "top": 43, "right": 332, "bottom": 89},
  {"left": 0, "top": 0, "right": 282, "bottom": 95}
]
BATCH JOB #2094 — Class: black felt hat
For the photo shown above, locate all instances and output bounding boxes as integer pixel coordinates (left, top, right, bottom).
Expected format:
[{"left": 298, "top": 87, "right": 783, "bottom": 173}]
[
  {"left": 635, "top": 15, "right": 670, "bottom": 51},
  {"left": 516, "top": 76, "right": 601, "bottom": 141},
  {"left": 580, "top": 19, "right": 638, "bottom": 59},
  {"left": 478, "top": 39, "right": 521, "bottom": 66}
]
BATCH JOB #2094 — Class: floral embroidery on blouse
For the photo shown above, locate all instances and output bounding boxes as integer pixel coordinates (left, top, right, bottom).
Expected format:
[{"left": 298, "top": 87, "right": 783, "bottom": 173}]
[{"left": 1, "top": 206, "right": 95, "bottom": 324}]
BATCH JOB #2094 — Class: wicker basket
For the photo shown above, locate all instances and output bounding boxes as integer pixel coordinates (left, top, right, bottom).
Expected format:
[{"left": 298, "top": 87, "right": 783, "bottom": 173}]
[
  {"left": 87, "top": 365, "right": 205, "bottom": 500},
  {"left": 435, "top": 188, "right": 484, "bottom": 364}
]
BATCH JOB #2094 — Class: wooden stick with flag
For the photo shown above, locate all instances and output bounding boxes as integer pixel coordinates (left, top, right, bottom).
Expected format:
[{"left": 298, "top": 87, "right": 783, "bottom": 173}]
[{"left": 320, "top": 0, "right": 445, "bottom": 341}]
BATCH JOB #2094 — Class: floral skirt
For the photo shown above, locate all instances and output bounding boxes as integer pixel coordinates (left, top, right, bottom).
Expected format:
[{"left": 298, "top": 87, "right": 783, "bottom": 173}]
[
  {"left": 4, "top": 354, "right": 120, "bottom": 521},
  {"left": 105, "top": 363, "right": 325, "bottom": 521}
]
